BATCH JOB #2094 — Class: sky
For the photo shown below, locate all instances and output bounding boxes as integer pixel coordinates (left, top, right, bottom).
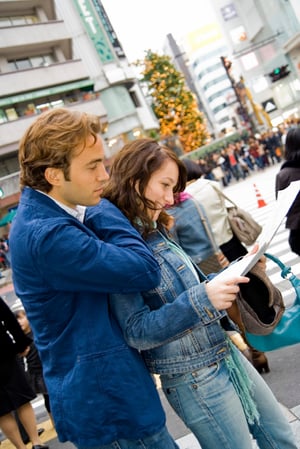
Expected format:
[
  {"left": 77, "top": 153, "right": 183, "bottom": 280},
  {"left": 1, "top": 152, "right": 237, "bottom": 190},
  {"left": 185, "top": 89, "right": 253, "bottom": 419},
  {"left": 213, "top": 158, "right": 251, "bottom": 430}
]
[{"left": 101, "top": 0, "right": 218, "bottom": 62}]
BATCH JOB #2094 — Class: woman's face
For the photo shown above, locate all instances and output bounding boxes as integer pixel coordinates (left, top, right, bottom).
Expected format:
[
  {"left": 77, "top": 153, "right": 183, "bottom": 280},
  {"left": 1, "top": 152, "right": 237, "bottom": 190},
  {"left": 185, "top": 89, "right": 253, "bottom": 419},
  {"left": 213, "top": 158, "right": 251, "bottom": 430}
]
[{"left": 144, "top": 159, "right": 179, "bottom": 221}]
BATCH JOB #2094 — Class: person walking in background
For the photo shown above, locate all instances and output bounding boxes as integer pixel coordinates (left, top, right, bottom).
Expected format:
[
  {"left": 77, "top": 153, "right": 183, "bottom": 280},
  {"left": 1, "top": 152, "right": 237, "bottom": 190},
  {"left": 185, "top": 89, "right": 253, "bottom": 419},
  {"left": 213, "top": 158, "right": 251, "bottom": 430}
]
[
  {"left": 181, "top": 158, "right": 203, "bottom": 181},
  {"left": 0, "top": 297, "right": 48, "bottom": 449},
  {"left": 166, "top": 191, "right": 229, "bottom": 275},
  {"left": 11, "top": 299, "right": 54, "bottom": 428},
  {"left": 185, "top": 177, "right": 248, "bottom": 261},
  {"left": 275, "top": 126, "right": 300, "bottom": 256},
  {"left": 185, "top": 176, "right": 269, "bottom": 373},
  {"left": 226, "top": 143, "right": 245, "bottom": 181},
  {"left": 97, "top": 138, "right": 297, "bottom": 449},
  {"left": 166, "top": 191, "right": 252, "bottom": 363},
  {"left": 9, "top": 108, "right": 179, "bottom": 449}
]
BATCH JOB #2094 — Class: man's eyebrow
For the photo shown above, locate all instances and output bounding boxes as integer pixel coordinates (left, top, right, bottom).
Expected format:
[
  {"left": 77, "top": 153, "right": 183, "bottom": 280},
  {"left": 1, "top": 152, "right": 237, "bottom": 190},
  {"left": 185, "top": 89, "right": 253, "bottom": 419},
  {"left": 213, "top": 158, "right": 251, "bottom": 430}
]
[{"left": 85, "top": 157, "right": 104, "bottom": 166}]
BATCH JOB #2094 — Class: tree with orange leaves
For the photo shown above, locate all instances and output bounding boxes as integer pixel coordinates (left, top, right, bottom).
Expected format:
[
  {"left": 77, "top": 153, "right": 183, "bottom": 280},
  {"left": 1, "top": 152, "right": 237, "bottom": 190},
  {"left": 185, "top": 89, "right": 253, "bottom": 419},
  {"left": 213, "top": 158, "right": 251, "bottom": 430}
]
[{"left": 136, "top": 50, "right": 209, "bottom": 153}]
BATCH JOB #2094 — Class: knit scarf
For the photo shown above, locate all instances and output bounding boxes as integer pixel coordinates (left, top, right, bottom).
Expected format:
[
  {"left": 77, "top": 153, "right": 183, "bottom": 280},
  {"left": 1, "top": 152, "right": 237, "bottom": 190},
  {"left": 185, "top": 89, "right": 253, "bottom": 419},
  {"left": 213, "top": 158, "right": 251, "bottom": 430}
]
[{"left": 225, "top": 337, "right": 260, "bottom": 425}]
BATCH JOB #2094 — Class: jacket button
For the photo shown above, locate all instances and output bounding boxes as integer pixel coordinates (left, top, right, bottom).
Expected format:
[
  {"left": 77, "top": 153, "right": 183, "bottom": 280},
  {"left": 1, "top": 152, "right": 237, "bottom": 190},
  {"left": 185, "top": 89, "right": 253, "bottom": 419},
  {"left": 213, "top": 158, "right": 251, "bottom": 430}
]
[{"left": 192, "top": 384, "right": 198, "bottom": 389}]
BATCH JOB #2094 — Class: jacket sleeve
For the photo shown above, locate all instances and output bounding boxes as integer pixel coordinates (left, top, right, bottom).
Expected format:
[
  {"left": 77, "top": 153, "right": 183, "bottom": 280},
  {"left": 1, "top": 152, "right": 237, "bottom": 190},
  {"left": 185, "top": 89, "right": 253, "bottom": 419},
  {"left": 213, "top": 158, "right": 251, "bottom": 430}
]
[
  {"left": 110, "top": 283, "right": 226, "bottom": 350},
  {"left": 29, "top": 199, "right": 160, "bottom": 294},
  {"left": 84, "top": 199, "right": 161, "bottom": 291}
]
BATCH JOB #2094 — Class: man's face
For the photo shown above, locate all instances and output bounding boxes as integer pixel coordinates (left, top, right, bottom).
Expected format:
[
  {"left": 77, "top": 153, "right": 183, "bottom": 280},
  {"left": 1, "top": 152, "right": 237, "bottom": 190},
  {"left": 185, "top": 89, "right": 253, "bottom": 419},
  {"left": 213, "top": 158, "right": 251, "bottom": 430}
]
[{"left": 49, "top": 134, "right": 109, "bottom": 208}]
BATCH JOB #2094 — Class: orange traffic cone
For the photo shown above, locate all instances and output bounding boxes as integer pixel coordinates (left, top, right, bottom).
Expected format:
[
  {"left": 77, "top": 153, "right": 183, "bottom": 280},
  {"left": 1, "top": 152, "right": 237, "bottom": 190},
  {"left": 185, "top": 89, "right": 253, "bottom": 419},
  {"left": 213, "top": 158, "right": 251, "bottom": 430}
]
[{"left": 253, "top": 184, "right": 267, "bottom": 208}]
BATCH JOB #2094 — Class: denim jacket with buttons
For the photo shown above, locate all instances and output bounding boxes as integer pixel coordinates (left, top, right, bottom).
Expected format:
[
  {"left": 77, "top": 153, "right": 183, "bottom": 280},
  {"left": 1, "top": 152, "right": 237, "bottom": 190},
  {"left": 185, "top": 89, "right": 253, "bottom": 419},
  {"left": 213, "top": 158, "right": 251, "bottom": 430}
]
[
  {"left": 167, "top": 197, "right": 215, "bottom": 264},
  {"left": 110, "top": 228, "right": 232, "bottom": 375}
]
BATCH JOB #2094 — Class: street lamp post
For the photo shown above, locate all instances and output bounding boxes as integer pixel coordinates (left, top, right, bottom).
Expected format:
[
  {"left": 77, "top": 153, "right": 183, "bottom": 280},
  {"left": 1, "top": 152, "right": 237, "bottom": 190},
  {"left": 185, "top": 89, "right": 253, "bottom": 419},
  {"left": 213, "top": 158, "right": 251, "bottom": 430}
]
[{"left": 220, "top": 56, "right": 256, "bottom": 134}]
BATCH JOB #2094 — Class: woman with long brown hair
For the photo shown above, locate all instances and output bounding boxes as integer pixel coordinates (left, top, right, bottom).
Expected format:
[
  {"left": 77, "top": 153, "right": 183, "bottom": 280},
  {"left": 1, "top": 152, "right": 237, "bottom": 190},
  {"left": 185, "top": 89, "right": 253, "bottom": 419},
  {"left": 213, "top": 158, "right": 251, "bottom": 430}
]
[{"left": 97, "top": 138, "right": 297, "bottom": 449}]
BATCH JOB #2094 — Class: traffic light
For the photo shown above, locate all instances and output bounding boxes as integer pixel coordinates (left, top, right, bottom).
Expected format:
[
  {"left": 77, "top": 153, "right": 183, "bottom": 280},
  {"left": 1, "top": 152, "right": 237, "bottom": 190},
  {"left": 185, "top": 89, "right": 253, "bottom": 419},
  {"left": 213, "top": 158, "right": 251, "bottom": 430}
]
[
  {"left": 268, "top": 65, "right": 290, "bottom": 83},
  {"left": 220, "top": 56, "right": 232, "bottom": 72}
]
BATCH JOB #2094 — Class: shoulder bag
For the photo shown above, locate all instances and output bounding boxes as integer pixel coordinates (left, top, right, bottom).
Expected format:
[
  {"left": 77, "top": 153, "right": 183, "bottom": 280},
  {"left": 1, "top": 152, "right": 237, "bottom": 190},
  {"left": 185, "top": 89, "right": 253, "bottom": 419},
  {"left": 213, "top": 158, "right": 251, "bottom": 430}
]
[
  {"left": 211, "top": 185, "right": 262, "bottom": 246},
  {"left": 245, "top": 253, "right": 300, "bottom": 351}
]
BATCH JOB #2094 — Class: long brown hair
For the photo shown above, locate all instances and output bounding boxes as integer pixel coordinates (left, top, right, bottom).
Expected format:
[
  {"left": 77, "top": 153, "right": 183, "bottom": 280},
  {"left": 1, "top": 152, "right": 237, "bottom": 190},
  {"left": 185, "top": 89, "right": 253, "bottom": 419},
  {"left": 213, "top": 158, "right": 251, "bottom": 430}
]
[{"left": 103, "top": 138, "right": 187, "bottom": 237}]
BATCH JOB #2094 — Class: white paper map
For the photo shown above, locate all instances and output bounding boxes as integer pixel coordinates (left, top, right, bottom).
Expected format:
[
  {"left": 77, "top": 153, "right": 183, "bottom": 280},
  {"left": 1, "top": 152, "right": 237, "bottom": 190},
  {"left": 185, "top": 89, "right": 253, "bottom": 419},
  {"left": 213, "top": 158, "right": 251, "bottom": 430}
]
[{"left": 215, "top": 180, "right": 300, "bottom": 281}]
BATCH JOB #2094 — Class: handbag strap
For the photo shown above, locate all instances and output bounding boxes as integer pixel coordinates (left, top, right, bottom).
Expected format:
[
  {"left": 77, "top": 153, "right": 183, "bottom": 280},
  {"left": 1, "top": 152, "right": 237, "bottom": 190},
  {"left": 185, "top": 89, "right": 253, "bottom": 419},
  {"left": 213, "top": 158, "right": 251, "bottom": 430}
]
[
  {"left": 190, "top": 198, "right": 220, "bottom": 253},
  {"left": 265, "top": 253, "right": 300, "bottom": 306},
  {"left": 209, "top": 183, "right": 237, "bottom": 208},
  {"left": 265, "top": 253, "right": 292, "bottom": 278}
]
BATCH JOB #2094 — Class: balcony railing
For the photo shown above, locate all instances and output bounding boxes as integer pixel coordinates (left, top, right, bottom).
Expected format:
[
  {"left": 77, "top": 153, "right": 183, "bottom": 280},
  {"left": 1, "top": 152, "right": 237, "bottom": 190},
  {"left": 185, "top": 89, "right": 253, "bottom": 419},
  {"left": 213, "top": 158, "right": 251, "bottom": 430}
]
[
  {"left": 1, "top": 60, "right": 89, "bottom": 97},
  {"left": 0, "top": 21, "right": 71, "bottom": 56},
  {"left": 0, "top": 96, "right": 107, "bottom": 149}
]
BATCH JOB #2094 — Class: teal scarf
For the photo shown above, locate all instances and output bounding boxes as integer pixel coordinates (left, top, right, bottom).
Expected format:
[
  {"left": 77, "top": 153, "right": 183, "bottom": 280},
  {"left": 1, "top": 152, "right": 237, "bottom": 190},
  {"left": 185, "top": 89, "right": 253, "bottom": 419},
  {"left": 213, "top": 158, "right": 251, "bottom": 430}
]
[{"left": 225, "top": 338, "right": 260, "bottom": 425}]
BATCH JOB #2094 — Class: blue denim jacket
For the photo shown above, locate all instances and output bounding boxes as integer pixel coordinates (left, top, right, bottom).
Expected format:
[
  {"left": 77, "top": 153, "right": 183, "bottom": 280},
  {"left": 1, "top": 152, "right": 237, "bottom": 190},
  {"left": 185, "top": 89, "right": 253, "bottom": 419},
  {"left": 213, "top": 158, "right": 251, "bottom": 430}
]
[
  {"left": 167, "top": 198, "right": 215, "bottom": 264},
  {"left": 10, "top": 191, "right": 165, "bottom": 447},
  {"left": 110, "top": 229, "right": 231, "bottom": 375}
]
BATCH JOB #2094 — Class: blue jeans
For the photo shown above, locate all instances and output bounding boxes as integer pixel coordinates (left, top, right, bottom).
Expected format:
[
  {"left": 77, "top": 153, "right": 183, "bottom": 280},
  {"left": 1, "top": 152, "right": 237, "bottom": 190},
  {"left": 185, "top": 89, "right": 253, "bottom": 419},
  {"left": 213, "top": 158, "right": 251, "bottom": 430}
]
[
  {"left": 161, "top": 350, "right": 297, "bottom": 449},
  {"left": 76, "top": 426, "right": 179, "bottom": 449}
]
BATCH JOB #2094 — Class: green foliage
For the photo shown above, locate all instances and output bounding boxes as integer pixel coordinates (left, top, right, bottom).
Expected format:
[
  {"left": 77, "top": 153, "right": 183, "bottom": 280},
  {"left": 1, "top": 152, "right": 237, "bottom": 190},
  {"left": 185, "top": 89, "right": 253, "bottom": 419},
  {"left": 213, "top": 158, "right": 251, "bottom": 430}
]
[{"left": 136, "top": 50, "right": 209, "bottom": 152}]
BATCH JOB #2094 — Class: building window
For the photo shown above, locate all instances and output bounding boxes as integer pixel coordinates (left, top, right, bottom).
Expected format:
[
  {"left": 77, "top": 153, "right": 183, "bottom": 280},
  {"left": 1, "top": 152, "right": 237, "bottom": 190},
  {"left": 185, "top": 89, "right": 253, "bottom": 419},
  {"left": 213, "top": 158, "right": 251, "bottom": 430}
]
[
  {"left": 7, "top": 54, "right": 55, "bottom": 71},
  {"left": 218, "top": 116, "right": 231, "bottom": 124},
  {"left": 0, "top": 88, "right": 96, "bottom": 124},
  {"left": 197, "top": 61, "right": 223, "bottom": 81},
  {"left": 0, "top": 17, "right": 11, "bottom": 27},
  {"left": 11, "top": 16, "right": 27, "bottom": 25},
  {"left": 203, "top": 74, "right": 228, "bottom": 91},
  {"left": 129, "top": 90, "right": 141, "bottom": 108},
  {"left": 212, "top": 104, "right": 227, "bottom": 114},
  {"left": 0, "top": 14, "right": 38, "bottom": 27},
  {"left": 30, "top": 56, "right": 46, "bottom": 67},
  {"left": 5, "top": 108, "right": 18, "bottom": 121},
  {"left": 14, "top": 59, "right": 32, "bottom": 70},
  {"left": 0, "top": 110, "right": 7, "bottom": 124}
]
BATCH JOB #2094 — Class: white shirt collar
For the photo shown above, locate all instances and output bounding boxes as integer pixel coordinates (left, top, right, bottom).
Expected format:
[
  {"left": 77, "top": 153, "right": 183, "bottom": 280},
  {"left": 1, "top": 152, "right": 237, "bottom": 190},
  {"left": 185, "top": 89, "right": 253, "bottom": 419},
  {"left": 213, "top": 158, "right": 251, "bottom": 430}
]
[{"left": 37, "top": 190, "right": 86, "bottom": 223}]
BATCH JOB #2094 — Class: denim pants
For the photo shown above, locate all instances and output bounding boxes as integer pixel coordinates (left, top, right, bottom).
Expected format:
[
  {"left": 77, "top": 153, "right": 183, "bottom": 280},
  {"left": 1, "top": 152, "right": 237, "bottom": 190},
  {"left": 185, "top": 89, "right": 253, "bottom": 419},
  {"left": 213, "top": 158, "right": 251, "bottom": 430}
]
[
  {"left": 161, "top": 350, "right": 297, "bottom": 449},
  {"left": 76, "top": 426, "right": 179, "bottom": 449}
]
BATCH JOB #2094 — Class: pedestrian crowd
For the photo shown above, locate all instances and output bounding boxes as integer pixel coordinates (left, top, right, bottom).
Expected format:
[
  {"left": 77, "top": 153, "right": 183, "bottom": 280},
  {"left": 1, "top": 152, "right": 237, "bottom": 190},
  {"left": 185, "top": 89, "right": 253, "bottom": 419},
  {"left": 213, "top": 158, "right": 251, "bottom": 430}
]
[
  {"left": 0, "top": 108, "right": 299, "bottom": 449},
  {"left": 182, "top": 128, "right": 285, "bottom": 187}
]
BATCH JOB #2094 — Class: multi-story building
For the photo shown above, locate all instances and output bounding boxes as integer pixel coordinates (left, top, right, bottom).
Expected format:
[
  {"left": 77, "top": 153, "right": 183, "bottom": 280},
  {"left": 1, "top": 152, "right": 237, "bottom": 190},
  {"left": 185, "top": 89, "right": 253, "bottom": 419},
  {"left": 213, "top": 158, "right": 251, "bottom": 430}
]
[
  {"left": 165, "top": 1, "right": 300, "bottom": 136},
  {"left": 165, "top": 22, "right": 243, "bottom": 137},
  {"left": 183, "top": 23, "right": 238, "bottom": 136},
  {"left": 210, "top": 0, "right": 300, "bottom": 127},
  {"left": 0, "top": 0, "right": 158, "bottom": 222}
]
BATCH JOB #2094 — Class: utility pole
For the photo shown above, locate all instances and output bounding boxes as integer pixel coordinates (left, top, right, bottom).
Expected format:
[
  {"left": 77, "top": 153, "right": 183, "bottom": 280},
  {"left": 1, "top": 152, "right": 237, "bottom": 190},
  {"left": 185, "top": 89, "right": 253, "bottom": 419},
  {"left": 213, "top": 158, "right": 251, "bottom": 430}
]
[{"left": 220, "top": 56, "right": 256, "bottom": 134}]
